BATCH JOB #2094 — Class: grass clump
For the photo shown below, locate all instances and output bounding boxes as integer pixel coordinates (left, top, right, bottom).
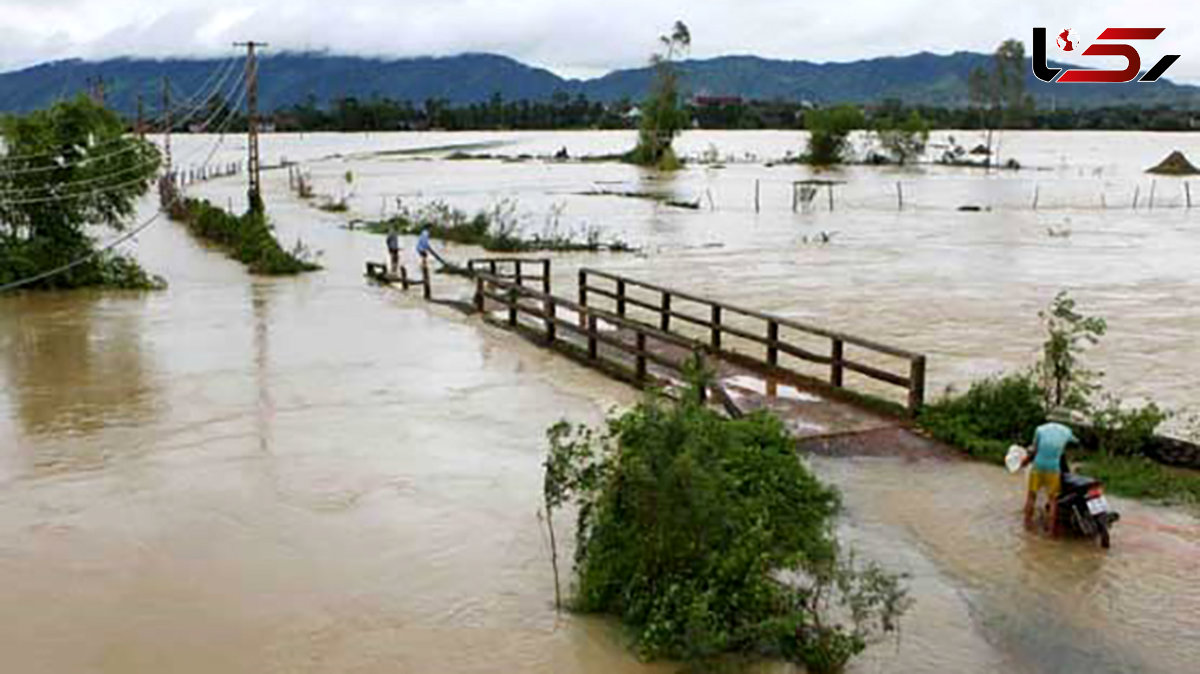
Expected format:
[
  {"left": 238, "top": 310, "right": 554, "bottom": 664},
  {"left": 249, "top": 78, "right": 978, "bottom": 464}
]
[
  {"left": 363, "top": 199, "right": 632, "bottom": 253},
  {"left": 543, "top": 381, "right": 910, "bottom": 673},
  {"left": 1076, "top": 454, "right": 1200, "bottom": 505},
  {"left": 919, "top": 372, "right": 1045, "bottom": 464},
  {"left": 166, "top": 194, "right": 321, "bottom": 275}
]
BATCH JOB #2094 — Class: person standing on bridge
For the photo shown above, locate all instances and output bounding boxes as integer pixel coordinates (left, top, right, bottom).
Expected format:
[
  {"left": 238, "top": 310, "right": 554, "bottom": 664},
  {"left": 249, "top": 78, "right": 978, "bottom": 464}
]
[
  {"left": 1020, "top": 420, "right": 1078, "bottom": 537},
  {"left": 386, "top": 226, "right": 401, "bottom": 275},
  {"left": 416, "top": 226, "right": 448, "bottom": 267}
]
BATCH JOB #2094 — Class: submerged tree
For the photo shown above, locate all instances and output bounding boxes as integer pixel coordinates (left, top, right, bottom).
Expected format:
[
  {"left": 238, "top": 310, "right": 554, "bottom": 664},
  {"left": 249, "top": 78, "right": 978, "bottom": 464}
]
[
  {"left": 543, "top": 376, "right": 910, "bottom": 672},
  {"left": 873, "top": 109, "right": 931, "bottom": 165},
  {"left": 0, "top": 96, "right": 163, "bottom": 290},
  {"left": 967, "top": 38, "right": 1033, "bottom": 167},
  {"left": 802, "top": 105, "right": 864, "bottom": 165},
  {"left": 628, "top": 20, "right": 691, "bottom": 169}
]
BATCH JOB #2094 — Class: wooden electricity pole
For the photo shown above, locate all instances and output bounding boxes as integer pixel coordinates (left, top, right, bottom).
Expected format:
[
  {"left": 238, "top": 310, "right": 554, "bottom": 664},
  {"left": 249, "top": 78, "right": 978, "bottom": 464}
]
[
  {"left": 162, "top": 76, "right": 172, "bottom": 175},
  {"left": 235, "top": 41, "right": 268, "bottom": 212}
]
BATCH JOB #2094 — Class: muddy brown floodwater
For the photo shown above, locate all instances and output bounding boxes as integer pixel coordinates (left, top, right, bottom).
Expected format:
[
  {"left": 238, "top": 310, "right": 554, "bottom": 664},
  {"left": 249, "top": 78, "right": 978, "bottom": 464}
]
[{"left": 1, "top": 130, "right": 1198, "bottom": 673}]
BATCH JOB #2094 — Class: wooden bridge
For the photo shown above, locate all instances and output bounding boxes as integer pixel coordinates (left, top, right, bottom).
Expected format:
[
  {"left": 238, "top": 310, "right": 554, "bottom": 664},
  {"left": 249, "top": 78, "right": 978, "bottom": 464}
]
[{"left": 368, "top": 257, "right": 929, "bottom": 441}]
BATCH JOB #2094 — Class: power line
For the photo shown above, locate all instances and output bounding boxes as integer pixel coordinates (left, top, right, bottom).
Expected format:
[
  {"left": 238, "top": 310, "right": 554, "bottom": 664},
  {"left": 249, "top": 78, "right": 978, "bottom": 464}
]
[{"left": 0, "top": 57, "right": 240, "bottom": 167}]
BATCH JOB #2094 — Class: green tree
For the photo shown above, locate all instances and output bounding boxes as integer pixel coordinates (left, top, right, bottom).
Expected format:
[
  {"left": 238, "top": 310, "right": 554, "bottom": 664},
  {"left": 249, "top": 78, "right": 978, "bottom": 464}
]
[
  {"left": 873, "top": 109, "right": 931, "bottom": 165},
  {"left": 0, "top": 96, "right": 163, "bottom": 290},
  {"left": 803, "top": 105, "right": 864, "bottom": 165},
  {"left": 543, "top": 379, "right": 909, "bottom": 672},
  {"left": 629, "top": 20, "right": 691, "bottom": 169},
  {"left": 1037, "top": 290, "right": 1107, "bottom": 412}
]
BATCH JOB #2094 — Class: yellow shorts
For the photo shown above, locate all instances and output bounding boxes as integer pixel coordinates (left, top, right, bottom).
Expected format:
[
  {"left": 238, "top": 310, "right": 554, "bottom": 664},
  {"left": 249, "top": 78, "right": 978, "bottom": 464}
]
[{"left": 1028, "top": 469, "right": 1061, "bottom": 499}]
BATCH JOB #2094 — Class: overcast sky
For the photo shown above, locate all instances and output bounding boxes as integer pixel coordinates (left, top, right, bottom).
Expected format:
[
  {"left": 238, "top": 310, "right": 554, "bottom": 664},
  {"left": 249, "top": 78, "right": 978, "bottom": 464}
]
[{"left": 2, "top": 0, "right": 1196, "bottom": 83}]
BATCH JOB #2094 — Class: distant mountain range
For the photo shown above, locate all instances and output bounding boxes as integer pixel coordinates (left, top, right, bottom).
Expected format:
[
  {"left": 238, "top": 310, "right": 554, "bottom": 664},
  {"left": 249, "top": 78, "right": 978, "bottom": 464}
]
[{"left": 2, "top": 50, "right": 1198, "bottom": 116}]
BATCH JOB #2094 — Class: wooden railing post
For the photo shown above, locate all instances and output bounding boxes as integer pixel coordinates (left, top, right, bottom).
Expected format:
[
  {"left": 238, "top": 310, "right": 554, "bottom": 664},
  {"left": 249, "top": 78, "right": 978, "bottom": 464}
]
[
  {"left": 507, "top": 287, "right": 517, "bottom": 327},
  {"left": 489, "top": 260, "right": 497, "bottom": 276},
  {"left": 661, "top": 292, "right": 672, "bottom": 331},
  {"left": 711, "top": 305, "right": 722, "bottom": 349},
  {"left": 636, "top": 331, "right": 647, "bottom": 381},
  {"left": 908, "top": 355, "right": 926, "bottom": 416},
  {"left": 587, "top": 315, "right": 598, "bottom": 360},
  {"left": 515, "top": 261, "right": 524, "bottom": 288},
  {"left": 616, "top": 279, "right": 626, "bottom": 317},
  {"left": 578, "top": 270, "right": 588, "bottom": 328},
  {"left": 831, "top": 338, "right": 844, "bottom": 387},
  {"left": 545, "top": 296, "right": 556, "bottom": 344},
  {"left": 421, "top": 258, "right": 431, "bottom": 300},
  {"left": 542, "top": 259, "right": 551, "bottom": 295},
  {"left": 474, "top": 276, "right": 484, "bottom": 312},
  {"left": 400, "top": 265, "right": 409, "bottom": 289},
  {"left": 767, "top": 320, "right": 779, "bottom": 366}
]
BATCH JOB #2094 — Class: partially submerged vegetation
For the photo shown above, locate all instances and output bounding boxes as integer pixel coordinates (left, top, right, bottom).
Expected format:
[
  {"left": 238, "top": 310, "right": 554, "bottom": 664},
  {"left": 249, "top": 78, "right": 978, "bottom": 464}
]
[
  {"left": 626, "top": 21, "right": 690, "bottom": 170},
  {"left": 163, "top": 186, "right": 321, "bottom": 275},
  {"left": 361, "top": 199, "right": 633, "bottom": 253},
  {"left": 1, "top": 96, "right": 164, "bottom": 290},
  {"left": 919, "top": 291, "right": 1198, "bottom": 505},
  {"left": 543, "top": 377, "right": 910, "bottom": 673}
]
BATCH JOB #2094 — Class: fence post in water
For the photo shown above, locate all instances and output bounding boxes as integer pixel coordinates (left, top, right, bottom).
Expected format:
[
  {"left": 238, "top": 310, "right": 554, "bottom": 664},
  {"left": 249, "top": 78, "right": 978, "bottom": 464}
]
[
  {"left": 767, "top": 320, "right": 779, "bottom": 367},
  {"left": 422, "top": 258, "right": 431, "bottom": 300},
  {"left": 1133, "top": 185, "right": 1140, "bottom": 209},
  {"left": 616, "top": 280, "right": 626, "bottom": 317},
  {"left": 1187, "top": 182, "right": 1193, "bottom": 209},
  {"left": 1149, "top": 180, "right": 1156, "bottom": 210},
  {"left": 587, "top": 315, "right": 598, "bottom": 360},
  {"left": 828, "top": 185, "right": 835, "bottom": 212},
  {"left": 830, "top": 339, "right": 844, "bottom": 387},
  {"left": 542, "top": 259, "right": 551, "bottom": 295},
  {"left": 711, "top": 306, "right": 722, "bottom": 349},
  {"left": 896, "top": 181, "right": 903, "bottom": 211},
  {"left": 661, "top": 292, "right": 672, "bottom": 331},
  {"left": 755, "top": 180, "right": 760, "bottom": 213},
  {"left": 636, "top": 332, "right": 647, "bottom": 381},
  {"left": 908, "top": 355, "right": 927, "bottom": 416},
  {"left": 1032, "top": 184, "right": 1039, "bottom": 210},
  {"left": 792, "top": 183, "right": 798, "bottom": 212}
]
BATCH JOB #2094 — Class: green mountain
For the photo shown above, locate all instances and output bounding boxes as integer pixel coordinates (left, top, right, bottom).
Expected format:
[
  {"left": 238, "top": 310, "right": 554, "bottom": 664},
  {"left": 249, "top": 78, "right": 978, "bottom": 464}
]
[{"left": 1, "top": 50, "right": 1197, "bottom": 116}]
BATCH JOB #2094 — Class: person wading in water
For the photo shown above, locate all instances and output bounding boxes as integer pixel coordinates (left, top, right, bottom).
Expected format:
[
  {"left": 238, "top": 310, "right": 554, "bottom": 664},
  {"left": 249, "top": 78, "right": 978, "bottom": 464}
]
[
  {"left": 386, "top": 227, "right": 401, "bottom": 275},
  {"left": 1020, "top": 419, "right": 1078, "bottom": 537}
]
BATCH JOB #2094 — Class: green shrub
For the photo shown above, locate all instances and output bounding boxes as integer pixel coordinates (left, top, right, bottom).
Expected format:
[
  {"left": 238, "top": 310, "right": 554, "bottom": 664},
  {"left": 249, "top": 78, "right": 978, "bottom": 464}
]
[
  {"left": 1091, "top": 397, "right": 1169, "bottom": 457},
  {"left": 802, "top": 105, "right": 864, "bottom": 165},
  {"left": 543, "top": 384, "right": 909, "bottom": 671},
  {"left": 919, "top": 373, "right": 1046, "bottom": 464},
  {"left": 171, "top": 196, "right": 320, "bottom": 275}
]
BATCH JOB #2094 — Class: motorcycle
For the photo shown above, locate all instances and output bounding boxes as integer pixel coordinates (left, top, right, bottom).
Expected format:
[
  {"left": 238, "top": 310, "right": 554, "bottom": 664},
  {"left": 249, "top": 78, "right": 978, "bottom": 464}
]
[{"left": 1049, "top": 455, "right": 1120, "bottom": 549}]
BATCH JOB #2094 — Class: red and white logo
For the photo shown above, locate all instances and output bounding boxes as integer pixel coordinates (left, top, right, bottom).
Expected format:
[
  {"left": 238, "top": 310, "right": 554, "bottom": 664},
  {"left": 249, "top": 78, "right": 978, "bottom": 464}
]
[{"left": 1032, "top": 27, "right": 1180, "bottom": 83}]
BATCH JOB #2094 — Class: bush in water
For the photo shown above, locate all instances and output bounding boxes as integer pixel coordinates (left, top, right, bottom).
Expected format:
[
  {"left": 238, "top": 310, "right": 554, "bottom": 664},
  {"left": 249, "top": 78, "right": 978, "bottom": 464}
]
[{"left": 542, "top": 377, "right": 909, "bottom": 672}]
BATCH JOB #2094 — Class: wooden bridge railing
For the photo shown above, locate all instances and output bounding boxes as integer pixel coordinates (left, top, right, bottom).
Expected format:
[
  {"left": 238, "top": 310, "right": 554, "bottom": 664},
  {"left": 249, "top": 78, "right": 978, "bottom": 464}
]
[
  {"left": 466, "top": 258, "right": 551, "bottom": 294},
  {"left": 472, "top": 270, "right": 722, "bottom": 400},
  {"left": 578, "top": 268, "right": 927, "bottom": 415}
]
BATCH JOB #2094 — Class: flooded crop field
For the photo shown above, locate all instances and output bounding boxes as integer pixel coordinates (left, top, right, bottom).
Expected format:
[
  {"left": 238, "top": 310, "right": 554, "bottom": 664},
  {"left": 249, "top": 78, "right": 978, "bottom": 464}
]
[{"left": 2, "top": 129, "right": 1198, "bottom": 673}]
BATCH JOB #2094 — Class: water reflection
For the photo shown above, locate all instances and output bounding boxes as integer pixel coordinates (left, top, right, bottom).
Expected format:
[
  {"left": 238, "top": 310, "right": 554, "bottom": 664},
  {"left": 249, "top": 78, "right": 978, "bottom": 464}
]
[{"left": 0, "top": 293, "right": 160, "bottom": 473}]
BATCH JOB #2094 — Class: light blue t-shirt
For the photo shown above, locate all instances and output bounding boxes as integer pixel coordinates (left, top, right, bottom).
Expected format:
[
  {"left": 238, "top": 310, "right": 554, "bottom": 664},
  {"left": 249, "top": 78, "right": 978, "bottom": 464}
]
[
  {"left": 417, "top": 229, "right": 431, "bottom": 254},
  {"left": 1032, "top": 422, "right": 1076, "bottom": 472}
]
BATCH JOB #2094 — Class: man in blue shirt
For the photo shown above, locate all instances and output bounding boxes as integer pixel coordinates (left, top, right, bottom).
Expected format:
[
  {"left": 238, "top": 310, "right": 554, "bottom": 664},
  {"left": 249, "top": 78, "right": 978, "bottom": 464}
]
[{"left": 1021, "top": 421, "right": 1077, "bottom": 536}]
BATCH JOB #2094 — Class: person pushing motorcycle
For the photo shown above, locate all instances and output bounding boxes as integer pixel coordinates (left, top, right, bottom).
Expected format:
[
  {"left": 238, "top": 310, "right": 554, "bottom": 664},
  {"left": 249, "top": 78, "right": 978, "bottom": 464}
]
[{"left": 1021, "top": 420, "right": 1078, "bottom": 536}]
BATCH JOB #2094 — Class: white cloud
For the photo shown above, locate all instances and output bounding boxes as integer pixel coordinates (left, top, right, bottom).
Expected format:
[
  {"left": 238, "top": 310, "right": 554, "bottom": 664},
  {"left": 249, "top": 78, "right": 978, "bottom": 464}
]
[{"left": 0, "top": 0, "right": 1196, "bottom": 84}]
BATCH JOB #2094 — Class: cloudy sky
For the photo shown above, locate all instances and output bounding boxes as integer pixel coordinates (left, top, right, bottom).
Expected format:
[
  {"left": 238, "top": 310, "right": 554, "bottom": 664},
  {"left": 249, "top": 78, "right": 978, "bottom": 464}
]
[{"left": 2, "top": 0, "right": 1196, "bottom": 83}]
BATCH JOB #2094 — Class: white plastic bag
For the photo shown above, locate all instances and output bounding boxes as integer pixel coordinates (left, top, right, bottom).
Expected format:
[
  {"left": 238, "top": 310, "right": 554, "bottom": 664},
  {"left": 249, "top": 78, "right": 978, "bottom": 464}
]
[{"left": 1005, "top": 445, "right": 1028, "bottom": 474}]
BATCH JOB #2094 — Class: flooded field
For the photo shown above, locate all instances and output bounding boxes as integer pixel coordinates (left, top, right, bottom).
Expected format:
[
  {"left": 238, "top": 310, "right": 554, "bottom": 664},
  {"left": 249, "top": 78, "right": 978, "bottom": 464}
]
[{"left": 1, "top": 130, "right": 1198, "bottom": 672}]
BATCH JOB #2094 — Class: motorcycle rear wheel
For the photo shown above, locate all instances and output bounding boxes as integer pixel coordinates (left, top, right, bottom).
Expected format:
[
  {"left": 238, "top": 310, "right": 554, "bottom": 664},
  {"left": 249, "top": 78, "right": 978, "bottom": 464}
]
[{"left": 1096, "top": 517, "right": 1111, "bottom": 549}]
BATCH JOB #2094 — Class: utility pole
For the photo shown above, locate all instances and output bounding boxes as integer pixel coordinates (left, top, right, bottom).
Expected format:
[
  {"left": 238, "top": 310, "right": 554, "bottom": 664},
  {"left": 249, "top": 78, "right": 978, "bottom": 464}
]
[
  {"left": 136, "top": 93, "right": 145, "bottom": 139},
  {"left": 161, "top": 76, "right": 173, "bottom": 175},
  {"left": 234, "top": 41, "right": 267, "bottom": 212}
]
